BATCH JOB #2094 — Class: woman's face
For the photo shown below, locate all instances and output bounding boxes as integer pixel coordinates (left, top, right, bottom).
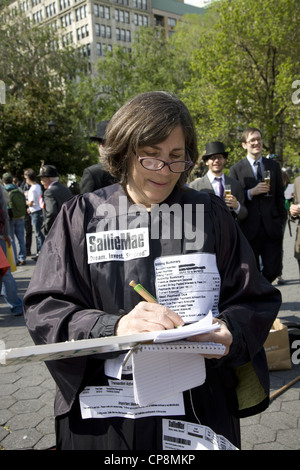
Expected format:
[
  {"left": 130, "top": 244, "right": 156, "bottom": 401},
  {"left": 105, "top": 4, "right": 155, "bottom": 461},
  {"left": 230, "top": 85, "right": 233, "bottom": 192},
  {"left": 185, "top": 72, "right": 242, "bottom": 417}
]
[{"left": 126, "top": 126, "right": 186, "bottom": 208}]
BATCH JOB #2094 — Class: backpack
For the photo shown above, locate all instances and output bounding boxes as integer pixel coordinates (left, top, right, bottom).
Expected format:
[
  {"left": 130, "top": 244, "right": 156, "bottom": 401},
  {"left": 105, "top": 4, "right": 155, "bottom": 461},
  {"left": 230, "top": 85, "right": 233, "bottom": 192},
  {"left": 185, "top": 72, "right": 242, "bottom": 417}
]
[{"left": 8, "top": 188, "right": 27, "bottom": 219}]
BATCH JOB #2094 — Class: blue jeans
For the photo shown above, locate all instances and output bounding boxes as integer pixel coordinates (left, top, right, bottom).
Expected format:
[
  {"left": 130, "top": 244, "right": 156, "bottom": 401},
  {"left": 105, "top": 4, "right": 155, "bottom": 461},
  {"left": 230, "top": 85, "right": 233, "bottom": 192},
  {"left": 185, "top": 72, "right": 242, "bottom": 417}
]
[
  {"left": 31, "top": 210, "right": 45, "bottom": 253},
  {"left": 0, "top": 239, "right": 23, "bottom": 315},
  {"left": 10, "top": 218, "right": 26, "bottom": 262}
]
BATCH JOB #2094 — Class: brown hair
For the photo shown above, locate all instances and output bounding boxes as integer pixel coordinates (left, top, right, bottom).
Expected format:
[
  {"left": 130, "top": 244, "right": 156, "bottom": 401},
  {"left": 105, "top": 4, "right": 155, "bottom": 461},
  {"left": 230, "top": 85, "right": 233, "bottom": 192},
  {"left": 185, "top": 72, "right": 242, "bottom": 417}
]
[
  {"left": 241, "top": 127, "right": 262, "bottom": 143},
  {"left": 101, "top": 91, "right": 198, "bottom": 187}
]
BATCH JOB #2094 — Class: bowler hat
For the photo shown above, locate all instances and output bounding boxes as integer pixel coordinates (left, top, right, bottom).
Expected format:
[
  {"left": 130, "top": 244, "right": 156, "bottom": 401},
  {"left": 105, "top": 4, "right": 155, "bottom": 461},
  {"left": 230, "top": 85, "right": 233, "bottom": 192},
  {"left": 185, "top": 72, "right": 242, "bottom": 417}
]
[
  {"left": 38, "top": 165, "right": 59, "bottom": 177},
  {"left": 202, "top": 142, "right": 228, "bottom": 161},
  {"left": 90, "top": 120, "right": 109, "bottom": 142}
]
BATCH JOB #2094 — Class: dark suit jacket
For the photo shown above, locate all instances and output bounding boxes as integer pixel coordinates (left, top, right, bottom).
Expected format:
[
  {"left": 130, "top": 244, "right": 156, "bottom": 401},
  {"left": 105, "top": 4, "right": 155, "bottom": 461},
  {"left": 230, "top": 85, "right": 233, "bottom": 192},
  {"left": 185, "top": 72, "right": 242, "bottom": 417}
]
[
  {"left": 42, "top": 182, "right": 73, "bottom": 235},
  {"left": 229, "top": 157, "right": 286, "bottom": 241},
  {"left": 80, "top": 164, "right": 116, "bottom": 194},
  {"left": 189, "top": 173, "right": 248, "bottom": 221}
]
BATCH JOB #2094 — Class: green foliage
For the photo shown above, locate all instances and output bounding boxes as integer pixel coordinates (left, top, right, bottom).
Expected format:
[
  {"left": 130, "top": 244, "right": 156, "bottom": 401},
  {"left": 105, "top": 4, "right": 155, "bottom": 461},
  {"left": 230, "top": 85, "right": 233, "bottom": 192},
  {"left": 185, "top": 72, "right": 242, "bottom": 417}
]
[
  {"left": 0, "top": 6, "right": 95, "bottom": 178},
  {"left": 1, "top": 1, "right": 299, "bottom": 174},
  {"left": 70, "top": 26, "right": 193, "bottom": 124},
  {"left": 182, "top": 0, "right": 300, "bottom": 166}
]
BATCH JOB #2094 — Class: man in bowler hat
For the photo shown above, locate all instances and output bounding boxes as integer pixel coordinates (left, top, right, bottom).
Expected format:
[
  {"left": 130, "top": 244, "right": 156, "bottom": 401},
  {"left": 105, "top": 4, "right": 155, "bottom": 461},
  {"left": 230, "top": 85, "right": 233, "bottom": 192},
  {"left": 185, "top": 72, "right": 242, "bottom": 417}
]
[
  {"left": 80, "top": 120, "right": 116, "bottom": 193},
  {"left": 189, "top": 141, "right": 247, "bottom": 221}
]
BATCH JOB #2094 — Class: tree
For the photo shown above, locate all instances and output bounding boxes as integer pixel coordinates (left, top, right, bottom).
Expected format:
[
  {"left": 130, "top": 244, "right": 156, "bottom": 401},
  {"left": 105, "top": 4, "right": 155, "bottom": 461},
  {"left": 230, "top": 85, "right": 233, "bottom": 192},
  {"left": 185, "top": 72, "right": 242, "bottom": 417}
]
[
  {"left": 69, "top": 26, "right": 193, "bottom": 125},
  {"left": 0, "top": 5, "right": 96, "bottom": 178},
  {"left": 182, "top": 0, "right": 300, "bottom": 165}
]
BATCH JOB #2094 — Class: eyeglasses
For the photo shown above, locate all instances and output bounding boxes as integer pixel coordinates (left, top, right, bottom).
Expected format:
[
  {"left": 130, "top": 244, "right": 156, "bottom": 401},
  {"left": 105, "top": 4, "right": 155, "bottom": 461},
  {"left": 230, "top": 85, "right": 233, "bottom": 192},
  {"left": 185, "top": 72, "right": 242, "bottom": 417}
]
[
  {"left": 137, "top": 154, "right": 193, "bottom": 173},
  {"left": 208, "top": 154, "right": 225, "bottom": 161},
  {"left": 246, "top": 138, "right": 262, "bottom": 144}
]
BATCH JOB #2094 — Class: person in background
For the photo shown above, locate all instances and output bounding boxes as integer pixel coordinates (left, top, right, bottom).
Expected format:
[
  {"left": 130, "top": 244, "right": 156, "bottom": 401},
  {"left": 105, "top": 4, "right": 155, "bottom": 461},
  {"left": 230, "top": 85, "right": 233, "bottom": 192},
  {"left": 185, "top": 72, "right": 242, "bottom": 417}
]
[
  {"left": 276, "top": 168, "right": 292, "bottom": 285},
  {"left": 229, "top": 128, "right": 286, "bottom": 283},
  {"left": 23, "top": 91, "right": 280, "bottom": 451},
  {"left": 80, "top": 120, "right": 116, "bottom": 193},
  {"left": 2, "top": 172, "right": 27, "bottom": 266},
  {"left": 289, "top": 175, "right": 300, "bottom": 278},
  {"left": 20, "top": 172, "right": 33, "bottom": 257},
  {"left": 38, "top": 164, "right": 73, "bottom": 236},
  {"left": 189, "top": 141, "right": 247, "bottom": 221},
  {"left": 0, "top": 185, "right": 23, "bottom": 316},
  {"left": 24, "top": 168, "right": 45, "bottom": 261}
]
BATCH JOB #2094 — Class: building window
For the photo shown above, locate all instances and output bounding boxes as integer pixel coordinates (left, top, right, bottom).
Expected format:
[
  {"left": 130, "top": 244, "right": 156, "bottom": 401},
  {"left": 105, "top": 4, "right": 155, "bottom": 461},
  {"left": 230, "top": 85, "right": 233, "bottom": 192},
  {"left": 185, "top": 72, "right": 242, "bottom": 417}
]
[
  {"left": 61, "top": 12, "right": 72, "bottom": 27},
  {"left": 59, "top": 0, "right": 71, "bottom": 11},
  {"left": 134, "top": 13, "right": 148, "bottom": 26},
  {"left": 133, "top": 0, "right": 147, "bottom": 9},
  {"left": 96, "top": 43, "right": 113, "bottom": 56},
  {"left": 94, "top": 4, "right": 110, "bottom": 19},
  {"left": 62, "top": 31, "right": 73, "bottom": 46},
  {"left": 75, "top": 5, "right": 87, "bottom": 21},
  {"left": 32, "top": 9, "right": 43, "bottom": 22},
  {"left": 80, "top": 43, "right": 90, "bottom": 57},
  {"left": 45, "top": 2, "right": 57, "bottom": 18},
  {"left": 77, "top": 24, "right": 89, "bottom": 41},
  {"left": 168, "top": 17, "right": 176, "bottom": 27}
]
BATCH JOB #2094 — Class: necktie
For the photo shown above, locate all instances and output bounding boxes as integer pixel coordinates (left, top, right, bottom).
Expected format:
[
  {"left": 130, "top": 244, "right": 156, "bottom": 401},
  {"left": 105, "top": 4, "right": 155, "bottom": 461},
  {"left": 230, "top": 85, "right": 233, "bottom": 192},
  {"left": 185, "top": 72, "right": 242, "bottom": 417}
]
[
  {"left": 215, "top": 177, "right": 224, "bottom": 199},
  {"left": 254, "top": 161, "right": 263, "bottom": 181}
]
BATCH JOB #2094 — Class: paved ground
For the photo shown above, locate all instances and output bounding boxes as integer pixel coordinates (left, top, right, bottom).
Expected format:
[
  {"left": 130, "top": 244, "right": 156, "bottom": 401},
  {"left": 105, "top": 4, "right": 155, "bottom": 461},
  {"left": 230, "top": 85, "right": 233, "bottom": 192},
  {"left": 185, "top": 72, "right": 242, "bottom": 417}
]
[{"left": 0, "top": 223, "right": 299, "bottom": 451}]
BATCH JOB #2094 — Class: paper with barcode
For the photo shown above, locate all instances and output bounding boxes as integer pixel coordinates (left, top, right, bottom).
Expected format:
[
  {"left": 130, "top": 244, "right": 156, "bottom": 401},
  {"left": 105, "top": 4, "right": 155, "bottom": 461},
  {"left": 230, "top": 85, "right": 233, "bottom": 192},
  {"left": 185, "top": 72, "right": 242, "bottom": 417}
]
[{"left": 162, "top": 419, "right": 238, "bottom": 450}]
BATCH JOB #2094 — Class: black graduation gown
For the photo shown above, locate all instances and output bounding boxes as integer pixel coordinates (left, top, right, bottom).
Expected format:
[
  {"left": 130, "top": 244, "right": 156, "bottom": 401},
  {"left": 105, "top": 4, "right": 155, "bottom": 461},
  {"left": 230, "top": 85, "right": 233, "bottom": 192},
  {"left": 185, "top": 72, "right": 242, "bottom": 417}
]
[{"left": 23, "top": 184, "right": 281, "bottom": 450}]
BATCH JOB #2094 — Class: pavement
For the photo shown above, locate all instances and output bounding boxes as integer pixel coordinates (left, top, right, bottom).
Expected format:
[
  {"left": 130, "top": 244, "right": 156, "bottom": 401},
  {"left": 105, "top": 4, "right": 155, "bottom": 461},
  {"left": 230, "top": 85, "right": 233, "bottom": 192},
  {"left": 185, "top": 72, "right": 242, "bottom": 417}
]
[{"left": 0, "top": 223, "right": 299, "bottom": 451}]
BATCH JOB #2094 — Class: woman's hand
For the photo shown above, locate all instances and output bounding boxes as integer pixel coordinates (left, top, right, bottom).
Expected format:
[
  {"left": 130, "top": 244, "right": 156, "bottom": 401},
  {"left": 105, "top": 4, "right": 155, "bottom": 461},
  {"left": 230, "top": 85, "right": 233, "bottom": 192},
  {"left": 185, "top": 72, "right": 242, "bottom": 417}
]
[
  {"left": 115, "top": 301, "right": 184, "bottom": 336},
  {"left": 187, "top": 317, "right": 232, "bottom": 358}
]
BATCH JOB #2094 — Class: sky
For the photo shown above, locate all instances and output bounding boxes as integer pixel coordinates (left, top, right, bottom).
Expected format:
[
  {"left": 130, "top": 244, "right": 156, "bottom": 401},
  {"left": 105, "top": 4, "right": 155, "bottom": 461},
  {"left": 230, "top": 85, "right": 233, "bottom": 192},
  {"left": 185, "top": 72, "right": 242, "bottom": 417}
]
[{"left": 184, "top": 0, "right": 212, "bottom": 7}]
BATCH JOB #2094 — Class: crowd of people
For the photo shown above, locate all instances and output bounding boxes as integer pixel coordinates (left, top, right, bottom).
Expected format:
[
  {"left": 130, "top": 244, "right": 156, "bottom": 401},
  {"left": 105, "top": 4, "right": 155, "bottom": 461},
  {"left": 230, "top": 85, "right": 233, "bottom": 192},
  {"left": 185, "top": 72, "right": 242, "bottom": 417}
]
[
  {"left": 0, "top": 164, "right": 73, "bottom": 315},
  {"left": 0, "top": 91, "right": 299, "bottom": 451}
]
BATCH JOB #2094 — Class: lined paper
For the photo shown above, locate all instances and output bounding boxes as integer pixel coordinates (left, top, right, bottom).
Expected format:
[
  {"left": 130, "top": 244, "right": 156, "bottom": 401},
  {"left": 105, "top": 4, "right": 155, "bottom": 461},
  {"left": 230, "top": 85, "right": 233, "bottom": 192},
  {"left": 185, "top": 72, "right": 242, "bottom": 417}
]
[{"left": 132, "top": 341, "right": 225, "bottom": 406}]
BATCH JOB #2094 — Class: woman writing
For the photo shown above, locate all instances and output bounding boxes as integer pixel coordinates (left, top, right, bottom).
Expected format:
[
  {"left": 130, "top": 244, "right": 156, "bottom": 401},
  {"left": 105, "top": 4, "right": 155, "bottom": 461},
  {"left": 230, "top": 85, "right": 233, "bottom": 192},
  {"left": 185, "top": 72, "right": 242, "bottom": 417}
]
[{"left": 23, "top": 92, "right": 280, "bottom": 450}]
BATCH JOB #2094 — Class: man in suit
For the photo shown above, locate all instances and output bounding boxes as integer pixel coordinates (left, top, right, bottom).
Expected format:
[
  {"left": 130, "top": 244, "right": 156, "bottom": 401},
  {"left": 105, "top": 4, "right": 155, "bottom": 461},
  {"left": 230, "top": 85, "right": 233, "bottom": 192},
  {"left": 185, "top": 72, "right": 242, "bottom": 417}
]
[
  {"left": 38, "top": 165, "right": 73, "bottom": 236},
  {"left": 80, "top": 120, "right": 116, "bottom": 193},
  {"left": 229, "top": 127, "right": 286, "bottom": 283},
  {"left": 290, "top": 175, "right": 300, "bottom": 278},
  {"left": 189, "top": 141, "right": 248, "bottom": 221}
]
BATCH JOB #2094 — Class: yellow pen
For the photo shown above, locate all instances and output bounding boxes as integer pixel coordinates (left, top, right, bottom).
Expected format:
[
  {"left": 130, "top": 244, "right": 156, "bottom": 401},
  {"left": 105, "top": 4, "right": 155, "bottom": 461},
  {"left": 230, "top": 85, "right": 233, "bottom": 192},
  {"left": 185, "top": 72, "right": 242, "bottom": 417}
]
[{"left": 129, "top": 280, "right": 157, "bottom": 303}]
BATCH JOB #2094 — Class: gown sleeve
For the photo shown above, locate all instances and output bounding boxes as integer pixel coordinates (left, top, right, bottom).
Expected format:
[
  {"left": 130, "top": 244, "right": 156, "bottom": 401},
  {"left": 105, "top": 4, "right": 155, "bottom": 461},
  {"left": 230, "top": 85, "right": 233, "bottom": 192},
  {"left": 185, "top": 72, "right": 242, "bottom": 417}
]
[
  {"left": 23, "top": 194, "right": 120, "bottom": 414},
  {"left": 206, "top": 195, "right": 281, "bottom": 416}
]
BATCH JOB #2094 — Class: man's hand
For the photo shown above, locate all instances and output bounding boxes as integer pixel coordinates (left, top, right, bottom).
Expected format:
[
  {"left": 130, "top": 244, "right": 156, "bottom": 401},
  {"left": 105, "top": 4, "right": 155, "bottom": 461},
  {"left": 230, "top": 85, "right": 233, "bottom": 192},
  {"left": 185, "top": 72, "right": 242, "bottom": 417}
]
[
  {"left": 290, "top": 203, "right": 300, "bottom": 217},
  {"left": 225, "top": 194, "right": 239, "bottom": 211},
  {"left": 249, "top": 182, "right": 270, "bottom": 197}
]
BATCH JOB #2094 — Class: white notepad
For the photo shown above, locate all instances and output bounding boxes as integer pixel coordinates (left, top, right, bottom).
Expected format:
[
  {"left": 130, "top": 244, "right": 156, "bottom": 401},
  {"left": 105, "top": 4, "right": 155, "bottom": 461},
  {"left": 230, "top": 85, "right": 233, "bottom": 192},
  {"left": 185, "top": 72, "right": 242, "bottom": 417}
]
[{"left": 132, "top": 341, "right": 225, "bottom": 406}]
